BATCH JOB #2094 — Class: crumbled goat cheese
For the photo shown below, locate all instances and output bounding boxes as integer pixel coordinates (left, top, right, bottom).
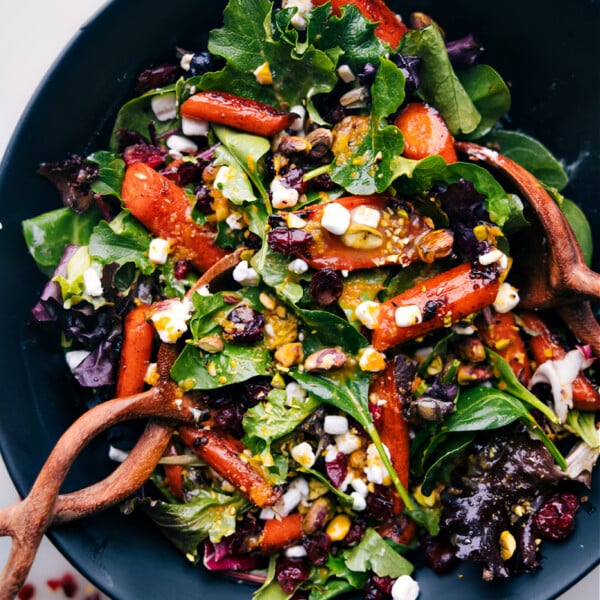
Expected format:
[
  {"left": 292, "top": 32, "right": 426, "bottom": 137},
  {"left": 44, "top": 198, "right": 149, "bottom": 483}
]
[
  {"left": 83, "top": 267, "right": 103, "bottom": 297},
  {"left": 182, "top": 116, "right": 209, "bottom": 137},
  {"left": 391, "top": 575, "right": 420, "bottom": 600},
  {"left": 148, "top": 238, "right": 170, "bottom": 265},
  {"left": 151, "top": 93, "right": 177, "bottom": 121},
  {"left": 232, "top": 260, "right": 259, "bottom": 287},
  {"left": 321, "top": 202, "right": 351, "bottom": 235},
  {"left": 351, "top": 205, "right": 380, "bottom": 229},
  {"left": 288, "top": 258, "right": 309, "bottom": 274},
  {"left": 394, "top": 305, "right": 422, "bottom": 327},
  {"left": 271, "top": 176, "right": 300, "bottom": 209},
  {"left": 166, "top": 134, "right": 198, "bottom": 154},
  {"left": 493, "top": 282, "right": 520, "bottom": 313},
  {"left": 150, "top": 298, "right": 194, "bottom": 343},
  {"left": 324, "top": 415, "right": 349, "bottom": 435},
  {"left": 355, "top": 301, "right": 381, "bottom": 330}
]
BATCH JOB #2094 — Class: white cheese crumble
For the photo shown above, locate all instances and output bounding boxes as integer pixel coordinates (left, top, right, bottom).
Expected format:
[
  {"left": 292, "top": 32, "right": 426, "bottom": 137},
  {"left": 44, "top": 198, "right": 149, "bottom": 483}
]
[
  {"left": 83, "top": 267, "right": 103, "bottom": 297},
  {"left": 350, "top": 491, "right": 367, "bottom": 511},
  {"left": 150, "top": 297, "right": 194, "bottom": 344},
  {"left": 285, "top": 381, "right": 307, "bottom": 405},
  {"left": 493, "top": 282, "right": 520, "bottom": 313},
  {"left": 355, "top": 301, "right": 381, "bottom": 330},
  {"left": 324, "top": 415, "right": 349, "bottom": 435},
  {"left": 334, "top": 430, "right": 363, "bottom": 455},
  {"left": 166, "top": 134, "right": 198, "bottom": 155},
  {"left": 270, "top": 176, "right": 300, "bottom": 209},
  {"left": 232, "top": 260, "right": 259, "bottom": 287},
  {"left": 364, "top": 443, "right": 391, "bottom": 485},
  {"left": 478, "top": 248, "right": 508, "bottom": 270},
  {"left": 394, "top": 304, "right": 423, "bottom": 328},
  {"left": 291, "top": 442, "right": 316, "bottom": 468},
  {"left": 391, "top": 575, "right": 420, "bottom": 600},
  {"left": 225, "top": 211, "right": 244, "bottom": 231},
  {"left": 65, "top": 349, "right": 90, "bottom": 371},
  {"left": 288, "top": 258, "right": 309, "bottom": 274},
  {"left": 148, "top": 237, "right": 171, "bottom": 265},
  {"left": 358, "top": 347, "right": 387, "bottom": 372},
  {"left": 321, "top": 202, "right": 351, "bottom": 235},
  {"left": 285, "top": 545, "right": 308, "bottom": 558},
  {"left": 182, "top": 115, "right": 209, "bottom": 137},
  {"left": 282, "top": 0, "right": 315, "bottom": 30},
  {"left": 289, "top": 104, "right": 306, "bottom": 133},
  {"left": 151, "top": 93, "right": 177, "bottom": 121},
  {"left": 351, "top": 205, "right": 380, "bottom": 229}
]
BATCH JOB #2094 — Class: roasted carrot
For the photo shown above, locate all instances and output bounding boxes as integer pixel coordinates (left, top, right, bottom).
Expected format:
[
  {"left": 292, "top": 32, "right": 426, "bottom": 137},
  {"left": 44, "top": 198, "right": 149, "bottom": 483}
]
[
  {"left": 178, "top": 427, "right": 282, "bottom": 508},
  {"left": 371, "top": 262, "right": 500, "bottom": 351},
  {"left": 121, "top": 161, "right": 227, "bottom": 272},
  {"left": 163, "top": 442, "right": 185, "bottom": 502},
  {"left": 286, "top": 195, "right": 453, "bottom": 271},
  {"left": 115, "top": 304, "right": 155, "bottom": 398},
  {"left": 259, "top": 513, "right": 304, "bottom": 554},
  {"left": 478, "top": 311, "right": 531, "bottom": 384},
  {"left": 370, "top": 359, "right": 410, "bottom": 515},
  {"left": 180, "top": 91, "right": 298, "bottom": 138},
  {"left": 519, "top": 312, "right": 600, "bottom": 411},
  {"left": 394, "top": 102, "right": 458, "bottom": 164},
  {"left": 312, "top": 0, "right": 409, "bottom": 48}
]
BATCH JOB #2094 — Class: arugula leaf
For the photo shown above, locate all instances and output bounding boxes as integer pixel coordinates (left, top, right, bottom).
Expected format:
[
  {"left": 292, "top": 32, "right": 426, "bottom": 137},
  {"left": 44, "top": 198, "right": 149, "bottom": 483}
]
[
  {"left": 171, "top": 342, "right": 273, "bottom": 390},
  {"left": 22, "top": 204, "right": 102, "bottom": 274},
  {"left": 87, "top": 151, "right": 125, "bottom": 199},
  {"left": 88, "top": 212, "right": 154, "bottom": 274},
  {"left": 197, "top": 0, "right": 337, "bottom": 108},
  {"left": 126, "top": 489, "right": 248, "bottom": 559},
  {"left": 483, "top": 129, "right": 568, "bottom": 191},
  {"left": 459, "top": 64, "right": 511, "bottom": 140},
  {"left": 344, "top": 529, "right": 413, "bottom": 577},
  {"left": 400, "top": 26, "right": 481, "bottom": 135},
  {"left": 559, "top": 197, "right": 594, "bottom": 266}
]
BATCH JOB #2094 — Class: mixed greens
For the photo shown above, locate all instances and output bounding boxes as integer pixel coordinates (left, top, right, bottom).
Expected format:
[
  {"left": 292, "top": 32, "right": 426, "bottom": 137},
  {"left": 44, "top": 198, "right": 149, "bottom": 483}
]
[{"left": 23, "top": 1, "right": 599, "bottom": 598}]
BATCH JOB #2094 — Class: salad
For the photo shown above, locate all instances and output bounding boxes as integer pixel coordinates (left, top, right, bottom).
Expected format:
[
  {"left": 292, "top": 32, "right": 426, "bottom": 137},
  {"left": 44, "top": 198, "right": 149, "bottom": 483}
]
[{"left": 21, "top": 0, "right": 599, "bottom": 598}]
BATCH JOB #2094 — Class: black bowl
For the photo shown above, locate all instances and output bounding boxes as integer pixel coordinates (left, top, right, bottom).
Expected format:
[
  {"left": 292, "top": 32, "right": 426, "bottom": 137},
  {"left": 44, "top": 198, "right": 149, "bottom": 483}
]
[{"left": 0, "top": 1, "right": 598, "bottom": 598}]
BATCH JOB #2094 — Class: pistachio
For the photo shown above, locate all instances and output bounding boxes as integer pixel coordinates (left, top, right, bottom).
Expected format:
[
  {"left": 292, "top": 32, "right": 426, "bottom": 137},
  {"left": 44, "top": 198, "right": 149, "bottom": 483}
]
[
  {"left": 341, "top": 224, "right": 383, "bottom": 250},
  {"left": 304, "top": 347, "right": 347, "bottom": 372},
  {"left": 306, "top": 127, "right": 333, "bottom": 160},
  {"left": 195, "top": 335, "right": 224, "bottom": 353},
  {"left": 303, "top": 496, "right": 335, "bottom": 534},
  {"left": 278, "top": 135, "right": 311, "bottom": 156},
  {"left": 415, "top": 228, "right": 454, "bottom": 263},
  {"left": 274, "top": 342, "right": 305, "bottom": 368},
  {"left": 456, "top": 364, "right": 493, "bottom": 385},
  {"left": 456, "top": 337, "right": 487, "bottom": 363}
]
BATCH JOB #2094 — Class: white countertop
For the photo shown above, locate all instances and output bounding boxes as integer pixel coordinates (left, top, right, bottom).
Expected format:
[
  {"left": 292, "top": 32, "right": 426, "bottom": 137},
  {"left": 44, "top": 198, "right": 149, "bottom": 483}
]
[{"left": 0, "top": 1, "right": 598, "bottom": 599}]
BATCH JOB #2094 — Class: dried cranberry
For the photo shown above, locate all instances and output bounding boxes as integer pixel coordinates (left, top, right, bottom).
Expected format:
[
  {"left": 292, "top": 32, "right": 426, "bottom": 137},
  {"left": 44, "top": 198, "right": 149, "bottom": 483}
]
[
  {"left": 423, "top": 536, "right": 458, "bottom": 573},
  {"left": 323, "top": 103, "right": 348, "bottom": 125},
  {"left": 243, "top": 380, "right": 272, "bottom": 407},
  {"left": 174, "top": 260, "right": 191, "bottom": 280},
  {"left": 116, "top": 128, "right": 149, "bottom": 151},
  {"left": 267, "top": 227, "right": 313, "bottom": 254},
  {"left": 17, "top": 584, "right": 35, "bottom": 600},
  {"left": 281, "top": 165, "right": 308, "bottom": 195},
  {"left": 533, "top": 493, "right": 580, "bottom": 541},
  {"left": 366, "top": 488, "right": 394, "bottom": 520},
  {"left": 162, "top": 161, "right": 205, "bottom": 186},
  {"left": 311, "top": 173, "right": 336, "bottom": 190},
  {"left": 364, "top": 576, "right": 386, "bottom": 600},
  {"left": 222, "top": 305, "right": 265, "bottom": 344},
  {"left": 276, "top": 557, "right": 311, "bottom": 594},
  {"left": 372, "top": 575, "right": 394, "bottom": 596},
  {"left": 303, "top": 531, "right": 332, "bottom": 566},
  {"left": 342, "top": 518, "right": 368, "bottom": 546},
  {"left": 325, "top": 452, "right": 348, "bottom": 488},
  {"left": 135, "top": 63, "right": 181, "bottom": 94},
  {"left": 123, "top": 144, "right": 166, "bottom": 168},
  {"left": 214, "top": 403, "right": 246, "bottom": 437},
  {"left": 61, "top": 574, "right": 78, "bottom": 598},
  {"left": 368, "top": 401, "right": 383, "bottom": 429},
  {"left": 309, "top": 269, "right": 343, "bottom": 306}
]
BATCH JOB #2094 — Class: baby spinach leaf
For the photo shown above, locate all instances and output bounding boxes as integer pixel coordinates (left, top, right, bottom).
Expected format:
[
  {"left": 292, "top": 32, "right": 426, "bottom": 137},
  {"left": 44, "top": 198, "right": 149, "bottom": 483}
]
[
  {"left": 171, "top": 342, "right": 273, "bottom": 390},
  {"left": 88, "top": 212, "right": 153, "bottom": 274},
  {"left": 254, "top": 247, "right": 305, "bottom": 305},
  {"left": 400, "top": 26, "right": 481, "bottom": 136},
  {"left": 344, "top": 529, "right": 413, "bottom": 577},
  {"left": 390, "top": 154, "right": 447, "bottom": 194},
  {"left": 22, "top": 204, "right": 102, "bottom": 274},
  {"left": 371, "top": 58, "right": 405, "bottom": 121},
  {"left": 87, "top": 151, "right": 125, "bottom": 199},
  {"left": 484, "top": 129, "right": 568, "bottom": 191},
  {"left": 459, "top": 64, "right": 511, "bottom": 140}
]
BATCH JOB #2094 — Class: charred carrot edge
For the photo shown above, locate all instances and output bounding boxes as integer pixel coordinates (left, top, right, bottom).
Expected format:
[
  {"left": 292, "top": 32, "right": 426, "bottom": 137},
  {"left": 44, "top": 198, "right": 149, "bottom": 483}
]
[
  {"left": 312, "top": 0, "right": 409, "bottom": 48},
  {"left": 259, "top": 513, "right": 304, "bottom": 554},
  {"left": 519, "top": 312, "right": 600, "bottom": 411},
  {"left": 121, "top": 162, "right": 228, "bottom": 272},
  {"left": 115, "top": 304, "right": 155, "bottom": 398},
  {"left": 180, "top": 91, "right": 298, "bottom": 138},
  {"left": 178, "top": 427, "right": 282, "bottom": 508},
  {"left": 370, "top": 359, "right": 410, "bottom": 516},
  {"left": 394, "top": 102, "right": 458, "bottom": 164},
  {"left": 371, "top": 262, "right": 500, "bottom": 351},
  {"left": 478, "top": 311, "right": 531, "bottom": 384}
]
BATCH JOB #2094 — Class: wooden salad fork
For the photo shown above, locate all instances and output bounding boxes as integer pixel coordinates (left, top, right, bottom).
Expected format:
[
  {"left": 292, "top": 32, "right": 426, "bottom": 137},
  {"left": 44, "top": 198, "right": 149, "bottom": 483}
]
[{"left": 1, "top": 141, "right": 599, "bottom": 598}]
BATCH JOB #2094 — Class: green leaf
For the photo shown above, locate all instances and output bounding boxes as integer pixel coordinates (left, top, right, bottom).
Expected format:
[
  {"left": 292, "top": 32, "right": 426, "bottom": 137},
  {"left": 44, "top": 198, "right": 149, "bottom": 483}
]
[
  {"left": 87, "top": 150, "right": 125, "bottom": 199},
  {"left": 126, "top": 489, "right": 248, "bottom": 559},
  {"left": 198, "top": 0, "right": 337, "bottom": 108},
  {"left": 459, "top": 64, "right": 511, "bottom": 140},
  {"left": 400, "top": 26, "right": 481, "bottom": 135},
  {"left": 22, "top": 205, "right": 102, "bottom": 274},
  {"left": 371, "top": 58, "right": 405, "bottom": 121},
  {"left": 390, "top": 154, "right": 448, "bottom": 194},
  {"left": 551, "top": 193, "right": 593, "bottom": 266},
  {"left": 254, "top": 246, "right": 305, "bottom": 305},
  {"left": 171, "top": 342, "right": 273, "bottom": 390},
  {"left": 483, "top": 130, "right": 569, "bottom": 191},
  {"left": 88, "top": 212, "right": 154, "bottom": 274},
  {"left": 566, "top": 411, "right": 600, "bottom": 448},
  {"left": 344, "top": 529, "right": 413, "bottom": 578}
]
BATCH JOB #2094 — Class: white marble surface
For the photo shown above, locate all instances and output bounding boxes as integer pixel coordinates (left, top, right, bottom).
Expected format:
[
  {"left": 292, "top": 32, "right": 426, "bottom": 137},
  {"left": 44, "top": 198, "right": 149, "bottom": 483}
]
[{"left": 0, "top": 1, "right": 598, "bottom": 599}]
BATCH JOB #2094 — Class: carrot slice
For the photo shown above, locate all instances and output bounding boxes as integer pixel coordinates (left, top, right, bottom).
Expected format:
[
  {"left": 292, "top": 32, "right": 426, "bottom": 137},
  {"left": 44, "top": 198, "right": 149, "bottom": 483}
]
[
  {"left": 260, "top": 513, "right": 303, "bottom": 554},
  {"left": 394, "top": 102, "right": 458, "bottom": 163},
  {"left": 478, "top": 311, "right": 531, "bottom": 384},
  {"left": 312, "top": 0, "right": 409, "bottom": 48},
  {"left": 121, "top": 161, "right": 227, "bottom": 272},
  {"left": 180, "top": 91, "right": 298, "bottom": 138},
  {"left": 519, "top": 312, "right": 600, "bottom": 411},
  {"left": 178, "top": 427, "right": 282, "bottom": 507},
  {"left": 371, "top": 262, "right": 500, "bottom": 351}
]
